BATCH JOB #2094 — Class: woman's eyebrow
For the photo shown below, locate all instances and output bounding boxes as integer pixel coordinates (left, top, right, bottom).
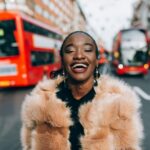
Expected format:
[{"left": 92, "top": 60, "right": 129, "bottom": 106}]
[
  {"left": 84, "top": 43, "right": 94, "bottom": 47},
  {"left": 64, "top": 43, "right": 73, "bottom": 49},
  {"left": 64, "top": 43, "right": 93, "bottom": 49}
]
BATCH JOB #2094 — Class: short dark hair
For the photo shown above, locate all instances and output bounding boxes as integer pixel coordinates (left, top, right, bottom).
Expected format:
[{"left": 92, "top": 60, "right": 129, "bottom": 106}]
[{"left": 60, "top": 31, "right": 100, "bottom": 59}]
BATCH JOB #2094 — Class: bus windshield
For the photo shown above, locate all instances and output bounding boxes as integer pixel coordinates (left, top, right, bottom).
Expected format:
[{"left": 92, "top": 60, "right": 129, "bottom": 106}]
[
  {"left": 120, "top": 30, "right": 147, "bottom": 66},
  {"left": 0, "top": 19, "right": 19, "bottom": 57}
]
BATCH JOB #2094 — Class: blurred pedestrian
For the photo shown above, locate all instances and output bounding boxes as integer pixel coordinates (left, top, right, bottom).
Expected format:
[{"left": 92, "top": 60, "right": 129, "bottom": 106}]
[{"left": 20, "top": 31, "right": 144, "bottom": 150}]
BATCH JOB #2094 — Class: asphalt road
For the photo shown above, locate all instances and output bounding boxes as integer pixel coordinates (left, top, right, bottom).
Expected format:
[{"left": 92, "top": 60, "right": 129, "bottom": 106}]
[
  {"left": 0, "top": 87, "right": 33, "bottom": 150},
  {"left": 0, "top": 67, "right": 150, "bottom": 150}
]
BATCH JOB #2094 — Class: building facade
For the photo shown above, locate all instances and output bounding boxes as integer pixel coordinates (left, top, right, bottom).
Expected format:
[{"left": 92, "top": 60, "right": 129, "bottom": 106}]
[
  {"left": 0, "top": 0, "right": 86, "bottom": 34},
  {"left": 131, "top": 0, "right": 150, "bottom": 31}
]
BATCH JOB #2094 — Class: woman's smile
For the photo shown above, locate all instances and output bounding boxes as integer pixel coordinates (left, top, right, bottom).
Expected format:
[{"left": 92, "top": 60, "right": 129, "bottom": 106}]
[{"left": 71, "top": 62, "right": 89, "bottom": 73}]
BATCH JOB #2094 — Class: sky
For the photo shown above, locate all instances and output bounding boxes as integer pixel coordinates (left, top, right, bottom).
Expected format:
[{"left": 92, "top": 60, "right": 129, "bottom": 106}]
[{"left": 78, "top": 0, "right": 138, "bottom": 51}]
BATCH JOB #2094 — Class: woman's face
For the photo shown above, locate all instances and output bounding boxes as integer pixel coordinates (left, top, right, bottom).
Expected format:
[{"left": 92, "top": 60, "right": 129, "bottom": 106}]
[{"left": 62, "top": 32, "right": 98, "bottom": 83}]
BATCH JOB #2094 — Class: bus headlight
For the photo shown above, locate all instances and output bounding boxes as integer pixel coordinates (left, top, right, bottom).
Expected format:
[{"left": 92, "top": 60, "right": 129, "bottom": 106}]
[
  {"left": 22, "top": 73, "right": 27, "bottom": 78},
  {"left": 118, "top": 64, "right": 124, "bottom": 69},
  {"left": 114, "top": 51, "right": 119, "bottom": 58},
  {"left": 144, "top": 64, "right": 149, "bottom": 69}
]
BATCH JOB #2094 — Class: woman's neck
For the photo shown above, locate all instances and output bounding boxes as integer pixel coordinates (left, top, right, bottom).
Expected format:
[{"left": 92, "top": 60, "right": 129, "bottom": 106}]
[{"left": 67, "top": 78, "right": 94, "bottom": 100}]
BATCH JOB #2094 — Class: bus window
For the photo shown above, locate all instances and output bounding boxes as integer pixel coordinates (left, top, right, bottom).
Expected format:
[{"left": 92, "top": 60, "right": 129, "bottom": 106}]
[
  {"left": 31, "top": 51, "right": 54, "bottom": 66},
  {"left": 23, "top": 20, "right": 62, "bottom": 40},
  {"left": 0, "top": 20, "right": 19, "bottom": 57},
  {"left": 120, "top": 30, "right": 148, "bottom": 66},
  {"left": 134, "top": 51, "right": 147, "bottom": 62}
]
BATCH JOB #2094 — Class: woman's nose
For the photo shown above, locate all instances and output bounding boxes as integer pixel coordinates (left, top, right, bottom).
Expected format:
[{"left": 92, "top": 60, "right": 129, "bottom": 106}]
[{"left": 73, "top": 49, "right": 85, "bottom": 60}]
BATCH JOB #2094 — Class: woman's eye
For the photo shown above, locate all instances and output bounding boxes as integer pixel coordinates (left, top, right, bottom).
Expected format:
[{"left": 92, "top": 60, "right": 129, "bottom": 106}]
[
  {"left": 64, "top": 48, "right": 75, "bottom": 53},
  {"left": 84, "top": 49, "right": 92, "bottom": 52}
]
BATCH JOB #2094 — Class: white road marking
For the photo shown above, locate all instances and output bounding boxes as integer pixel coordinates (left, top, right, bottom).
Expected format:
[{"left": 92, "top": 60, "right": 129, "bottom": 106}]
[{"left": 133, "top": 86, "right": 150, "bottom": 101}]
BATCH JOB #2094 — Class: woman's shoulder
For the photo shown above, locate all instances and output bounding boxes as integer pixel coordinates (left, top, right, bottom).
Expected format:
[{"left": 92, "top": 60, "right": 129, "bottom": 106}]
[
  {"left": 21, "top": 76, "right": 63, "bottom": 113},
  {"left": 33, "top": 76, "right": 64, "bottom": 93},
  {"left": 96, "top": 74, "right": 134, "bottom": 95},
  {"left": 95, "top": 74, "right": 141, "bottom": 109},
  {"left": 21, "top": 76, "right": 72, "bottom": 127},
  {"left": 23, "top": 76, "right": 64, "bottom": 104}
]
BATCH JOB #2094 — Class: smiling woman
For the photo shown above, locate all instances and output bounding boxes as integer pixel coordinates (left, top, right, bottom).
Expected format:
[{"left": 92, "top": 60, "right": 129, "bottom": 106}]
[
  {"left": 60, "top": 31, "right": 99, "bottom": 86},
  {"left": 20, "top": 31, "right": 144, "bottom": 150}
]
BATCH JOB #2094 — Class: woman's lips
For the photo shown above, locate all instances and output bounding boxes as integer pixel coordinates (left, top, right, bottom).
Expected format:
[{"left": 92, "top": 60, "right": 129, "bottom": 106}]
[{"left": 71, "top": 63, "right": 88, "bottom": 73}]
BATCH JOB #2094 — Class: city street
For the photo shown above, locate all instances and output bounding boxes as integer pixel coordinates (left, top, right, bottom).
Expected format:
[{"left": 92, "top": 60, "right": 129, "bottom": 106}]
[
  {"left": 0, "top": 0, "right": 150, "bottom": 149},
  {"left": 0, "top": 68, "right": 150, "bottom": 150}
]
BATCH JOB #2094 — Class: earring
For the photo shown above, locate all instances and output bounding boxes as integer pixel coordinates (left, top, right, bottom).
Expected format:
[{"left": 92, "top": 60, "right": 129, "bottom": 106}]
[
  {"left": 62, "top": 69, "right": 65, "bottom": 77},
  {"left": 62, "top": 69, "right": 67, "bottom": 88},
  {"left": 95, "top": 66, "right": 100, "bottom": 79},
  {"left": 94, "top": 66, "right": 100, "bottom": 86}
]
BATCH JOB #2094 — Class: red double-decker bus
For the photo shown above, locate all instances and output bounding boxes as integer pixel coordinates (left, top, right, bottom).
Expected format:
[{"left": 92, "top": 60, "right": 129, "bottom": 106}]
[
  {"left": 0, "top": 11, "right": 63, "bottom": 87},
  {"left": 98, "top": 45, "right": 109, "bottom": 66},
  {"left": 111, "top": 28, "right": 149, "bottom": 76}
]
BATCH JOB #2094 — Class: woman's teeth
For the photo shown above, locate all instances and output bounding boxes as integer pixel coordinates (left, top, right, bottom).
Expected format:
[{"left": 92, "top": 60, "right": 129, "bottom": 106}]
[{"left": 72, "top": 63, "right": 87, "bottom": 69}]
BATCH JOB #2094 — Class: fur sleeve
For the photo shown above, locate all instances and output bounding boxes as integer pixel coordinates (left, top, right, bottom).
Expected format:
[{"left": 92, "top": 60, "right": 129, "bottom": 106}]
[
  {"left": 20, "top": 125, "right": 33, "bottom": 150},
  {"left": 20, "top": 95, "right": 36, "bottom": 150},
  {"left": 109, "top": 89, "right": 144, "bottom": 150}
]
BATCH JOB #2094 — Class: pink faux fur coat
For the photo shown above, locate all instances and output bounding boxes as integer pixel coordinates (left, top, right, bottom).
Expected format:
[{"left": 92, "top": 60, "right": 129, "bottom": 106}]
[{"left": 21, "top": 75, "right": 143, "bottom": 150}]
